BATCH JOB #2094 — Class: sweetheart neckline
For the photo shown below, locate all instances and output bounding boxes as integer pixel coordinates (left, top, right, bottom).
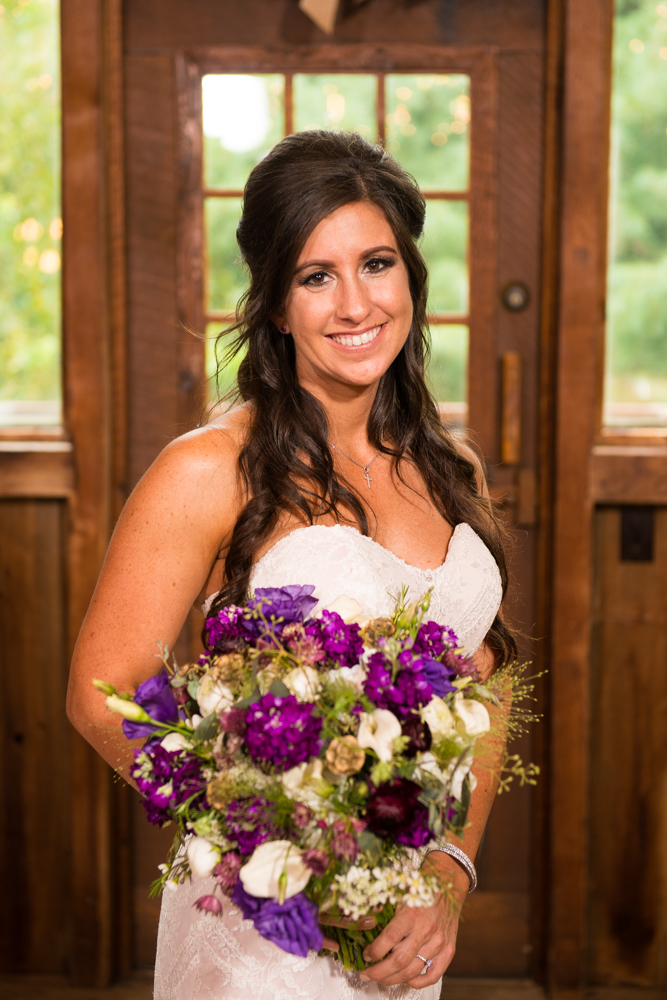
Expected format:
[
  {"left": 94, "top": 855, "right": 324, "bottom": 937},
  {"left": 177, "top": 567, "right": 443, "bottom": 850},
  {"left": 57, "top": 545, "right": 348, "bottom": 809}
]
[{"left": 252, "top": 521, "right": 467, "bottom": 578}]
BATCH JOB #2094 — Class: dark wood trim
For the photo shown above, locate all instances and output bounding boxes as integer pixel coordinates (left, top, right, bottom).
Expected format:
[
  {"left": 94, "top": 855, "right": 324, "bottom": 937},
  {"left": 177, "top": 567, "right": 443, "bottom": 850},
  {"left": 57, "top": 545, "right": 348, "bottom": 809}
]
[
  {"left": 547, "top": 0, "right": 613, "bottom": 991},
  {"left": 0, "top": 446, "right": 74, "bottom": 498},
  {"left": 590, "top": 446, "right": 667, "bottom": 504}
]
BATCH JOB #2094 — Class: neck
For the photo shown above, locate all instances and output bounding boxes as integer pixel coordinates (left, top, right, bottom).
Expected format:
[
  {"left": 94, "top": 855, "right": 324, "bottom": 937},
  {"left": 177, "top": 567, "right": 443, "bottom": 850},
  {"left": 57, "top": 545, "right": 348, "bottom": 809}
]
[{"left": 299, "top": 371, "right": 380, "bottom": 454}]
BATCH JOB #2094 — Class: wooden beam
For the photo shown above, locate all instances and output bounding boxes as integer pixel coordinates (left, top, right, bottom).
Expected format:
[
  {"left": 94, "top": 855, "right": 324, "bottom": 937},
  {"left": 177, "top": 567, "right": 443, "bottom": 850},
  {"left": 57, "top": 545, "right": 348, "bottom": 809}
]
[
  {"left": 0, "top": 445, "right": 74, "bottom": 498},
  {"left": 547, "top": 0, "right": 613, "bottom": 991},
  {"left": 590, "top": 446, "right": 667, "bottom": 505}
]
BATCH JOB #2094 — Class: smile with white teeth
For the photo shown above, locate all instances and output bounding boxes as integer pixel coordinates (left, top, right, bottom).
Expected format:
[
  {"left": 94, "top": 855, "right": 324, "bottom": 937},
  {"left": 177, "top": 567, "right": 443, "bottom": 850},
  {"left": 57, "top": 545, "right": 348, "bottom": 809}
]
[{"left": 329, "top": 324, "right": 383, "bottom": 347}]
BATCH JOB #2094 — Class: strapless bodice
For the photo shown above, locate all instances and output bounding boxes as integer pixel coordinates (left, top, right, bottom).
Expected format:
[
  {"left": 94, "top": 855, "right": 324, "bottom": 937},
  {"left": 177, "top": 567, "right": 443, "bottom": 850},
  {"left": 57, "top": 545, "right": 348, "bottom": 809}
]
[{"left": 248, "top": 522, "right": 502, "bottom": 653}]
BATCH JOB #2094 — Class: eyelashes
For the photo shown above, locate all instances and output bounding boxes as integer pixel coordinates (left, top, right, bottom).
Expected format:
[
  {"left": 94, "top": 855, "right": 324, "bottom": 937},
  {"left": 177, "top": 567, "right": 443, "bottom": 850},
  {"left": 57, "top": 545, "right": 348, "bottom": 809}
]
[{"left": 297, "top": 255, "right": 397, "bottom": 287}]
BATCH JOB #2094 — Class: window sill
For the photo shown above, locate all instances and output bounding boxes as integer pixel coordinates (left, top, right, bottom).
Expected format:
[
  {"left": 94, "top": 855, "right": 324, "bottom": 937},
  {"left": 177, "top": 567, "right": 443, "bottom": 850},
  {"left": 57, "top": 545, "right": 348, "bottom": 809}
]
[{"left": 0, "top": 438, "right": 74, "bottom": 498}]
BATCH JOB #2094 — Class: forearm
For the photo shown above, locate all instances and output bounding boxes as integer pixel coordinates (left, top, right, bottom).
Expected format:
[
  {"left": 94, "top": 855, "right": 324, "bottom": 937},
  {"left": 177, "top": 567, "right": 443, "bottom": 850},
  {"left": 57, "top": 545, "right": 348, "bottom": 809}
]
[{"left": 67, "top": 692, "right": 141, "bottom": 789}]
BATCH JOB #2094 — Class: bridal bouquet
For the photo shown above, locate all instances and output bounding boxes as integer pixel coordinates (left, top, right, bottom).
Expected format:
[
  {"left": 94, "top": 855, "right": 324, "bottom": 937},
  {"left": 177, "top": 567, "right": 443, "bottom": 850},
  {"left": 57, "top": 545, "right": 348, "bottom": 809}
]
[{"left": 96, "top": 584, "right": 534, "bottom": 969}]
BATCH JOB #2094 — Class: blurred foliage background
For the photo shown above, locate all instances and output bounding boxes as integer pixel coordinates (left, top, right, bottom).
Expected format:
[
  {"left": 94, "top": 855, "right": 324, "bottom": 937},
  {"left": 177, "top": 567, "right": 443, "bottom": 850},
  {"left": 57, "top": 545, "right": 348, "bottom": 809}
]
[
  {"left": 606, "top": 0, "right": 667, "bottom": 420},
  {"left": 0, "top": 0, "right": 60, "bottom": 411}
]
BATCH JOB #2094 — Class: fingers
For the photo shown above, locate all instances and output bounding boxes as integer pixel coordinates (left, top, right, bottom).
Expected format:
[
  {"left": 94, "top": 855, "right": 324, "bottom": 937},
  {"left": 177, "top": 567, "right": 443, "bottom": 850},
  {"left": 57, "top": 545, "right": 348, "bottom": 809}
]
[
  {"left": 319, "top": 915, "right": 377, "bottom": 930},
  {"left": 320, "top": 935, "right": 339, "bottom": 952}
]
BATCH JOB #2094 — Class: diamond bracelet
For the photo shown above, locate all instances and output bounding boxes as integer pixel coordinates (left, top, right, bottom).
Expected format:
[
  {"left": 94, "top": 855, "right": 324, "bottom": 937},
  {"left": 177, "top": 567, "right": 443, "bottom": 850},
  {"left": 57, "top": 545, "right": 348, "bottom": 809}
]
[{"left": 427, "top": 843, "right": 478, "bottom": 893}]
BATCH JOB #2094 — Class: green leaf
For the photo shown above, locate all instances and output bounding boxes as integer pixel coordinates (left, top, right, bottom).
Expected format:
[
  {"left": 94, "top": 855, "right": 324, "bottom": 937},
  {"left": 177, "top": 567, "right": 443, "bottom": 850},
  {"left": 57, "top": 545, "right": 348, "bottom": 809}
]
[
  {"left": 358, "top": 831, "right": 382, "bottom": 861},
  {"left": 234, "top": 687, "right": 261, "bottom": 710},
  {"left": 268, "top": 677, "right": 291, "bottom": 698},
  {"left": 194, "top": 713, "right": 220, "bottom": 741},
  {"left": 187, "top": 680, "right": 200, "bottom": 699}
]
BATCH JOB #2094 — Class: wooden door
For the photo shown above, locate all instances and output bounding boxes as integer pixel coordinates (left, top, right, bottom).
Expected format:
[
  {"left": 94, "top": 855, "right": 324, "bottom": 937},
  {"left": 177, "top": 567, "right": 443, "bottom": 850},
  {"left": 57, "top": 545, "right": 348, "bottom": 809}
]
[{"left": 123, "top": 0, "right": 548, "bottom": 980}]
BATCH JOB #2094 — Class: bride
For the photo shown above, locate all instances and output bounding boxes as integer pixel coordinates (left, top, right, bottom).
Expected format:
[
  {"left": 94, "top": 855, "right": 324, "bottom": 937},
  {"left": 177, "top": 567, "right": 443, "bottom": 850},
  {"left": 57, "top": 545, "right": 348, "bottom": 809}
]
[{"left": 68, "top": 129, "right": 514, "bottom": 999}]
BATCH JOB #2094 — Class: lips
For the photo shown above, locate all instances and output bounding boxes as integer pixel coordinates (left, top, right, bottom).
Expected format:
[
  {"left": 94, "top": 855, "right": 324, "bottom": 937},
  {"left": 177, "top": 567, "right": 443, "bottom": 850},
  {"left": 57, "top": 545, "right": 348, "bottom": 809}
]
[{"left": 328, "top": 324, "right": 384, "bottom": 348}]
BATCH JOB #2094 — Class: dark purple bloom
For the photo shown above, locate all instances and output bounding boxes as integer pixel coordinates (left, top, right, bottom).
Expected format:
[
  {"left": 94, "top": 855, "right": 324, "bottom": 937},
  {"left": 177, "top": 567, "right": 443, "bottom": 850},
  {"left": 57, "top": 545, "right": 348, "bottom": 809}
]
[
  {"left": 413, "top": 621, "right": 458, "bottom": 659},
  {"left": 363, "top": 653, "right": 433, "bottom": 720},
  {"left": 132, "top": 744, "right": 206, "bottom": 826},
  {"left": 214, "top": 853, "right": 242, "bottom": 896},
  {"left": 396, "top": 803, "right": 432, "bottom": 848},
  {"left": 331, "top": 831, "right": 359, "bottom": 861},
  {"left": 305, "top": 611, "right": 363, "bottom": 668},
  {"left": 219, "top": 707, "right": 248, "bottom": 735},
  {"left": 244, "top": 692, "right": 322, "bottom": 772},
  {"left": 401, "top": 716, "right": 432, "bottom": 757},
  {"left": 232, "top": 882, "right": 323, "bottom": 957},
  {"left": 302, "top": 849, "right": 328, "bottom": 876},
  {"left": 205, "top": 605, "right": 245, "bottom": 650},
  {"left": 419, "top": 658, "right": 456, "bottom": 698},
  {"left": 122, "top": 669, "right": 179, "bottom": 739},
  {"left": 365, "top": 778, "right": 421, "bottom": 838},
  {"left": 226, "top": 797, "right": 277, "bottom": 855},
  {"left": 243, "top": 586, "right": 319, "bottom": 640}
]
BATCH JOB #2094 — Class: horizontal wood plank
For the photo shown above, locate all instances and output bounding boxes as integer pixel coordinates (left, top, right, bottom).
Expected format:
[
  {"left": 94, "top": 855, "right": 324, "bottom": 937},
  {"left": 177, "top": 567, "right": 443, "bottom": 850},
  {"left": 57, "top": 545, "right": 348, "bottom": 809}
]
[
  {"left": 0, "top": 447, "right": 74, "bottom": 498},
  {"left": 590, "top": 446, "right": 667, "bottom": 504}
]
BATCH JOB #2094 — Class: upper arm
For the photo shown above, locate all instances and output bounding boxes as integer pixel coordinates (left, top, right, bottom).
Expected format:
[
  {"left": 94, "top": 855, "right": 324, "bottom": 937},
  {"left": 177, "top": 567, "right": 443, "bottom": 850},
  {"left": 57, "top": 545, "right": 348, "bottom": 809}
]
[{"left": 67, "top": 423, "right": 242, "bottom": 718}]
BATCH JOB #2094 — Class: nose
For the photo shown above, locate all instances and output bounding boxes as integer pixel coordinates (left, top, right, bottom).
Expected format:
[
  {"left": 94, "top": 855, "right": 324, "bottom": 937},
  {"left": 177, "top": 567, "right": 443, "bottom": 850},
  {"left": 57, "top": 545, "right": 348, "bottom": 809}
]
[{"left": 334, "top": 273, "right": 372, "bottom": 326}]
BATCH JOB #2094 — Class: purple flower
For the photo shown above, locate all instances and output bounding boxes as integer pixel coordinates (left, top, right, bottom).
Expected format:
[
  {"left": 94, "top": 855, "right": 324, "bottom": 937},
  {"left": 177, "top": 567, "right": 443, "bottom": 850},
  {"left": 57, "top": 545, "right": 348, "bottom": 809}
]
[
  {"left": 122, "top": 669, "right": 179, "bottom": 739},
  {"left": 292, "top": 803, "right": 312, "bottom": 829},
  {"left": 305, "top": 611, "right": 363, "bottom": 668},
  {"left": 225, "top": 797, "right": 277, "bottom": 855},
  {"left": 302, "top": 849, "right": 328, "bottom": 876},
  {"left": 194, "top": 894, "right": 222, "bottom": 915},
  {"left": 363, "top": 653, "right": 433, "bottom": 720},
  {"left": 219, "top": 708, "right": 248, "bottom": 735},
  {"left": 214, "top": 853, "right": 242, "bottom": 896},
  {"left": 396, "top": 802, "right": 432, "bottom": 848},
  {"left": 413, "top": 621, "right": 458, "bottom": 659},
  {"left": 243, "top": 586, "right": 319, "bottom": 640},
  {"left": 232, "top": 882, "right": 323, "bottom": 957},
  {"left": 244, "top": 692, "right": 322, "bottom": 772},
  {"left": 205, "top": 605, "right": 245, "bottom": 650},
  {"left": 331, "top": 832, "right": 359, "bottom": 861},
  {"left": 132, "top": 744, "right": 206, "bottom": 826},
  {"left": 365, "top": 778, "right": 421, "bottom": 838},
  {"left": 401, "top": 716, "right": 432, "bottom": 757},
  {"left": 419, "top": 658, "right": 456, "bottom": 698}
]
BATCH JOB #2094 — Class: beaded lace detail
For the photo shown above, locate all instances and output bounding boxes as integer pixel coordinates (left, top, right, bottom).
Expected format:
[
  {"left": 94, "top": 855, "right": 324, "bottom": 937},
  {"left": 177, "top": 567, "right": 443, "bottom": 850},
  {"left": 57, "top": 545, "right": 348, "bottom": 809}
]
[{"left": 154, "top": 522, "right": 502, "bottom": 999}]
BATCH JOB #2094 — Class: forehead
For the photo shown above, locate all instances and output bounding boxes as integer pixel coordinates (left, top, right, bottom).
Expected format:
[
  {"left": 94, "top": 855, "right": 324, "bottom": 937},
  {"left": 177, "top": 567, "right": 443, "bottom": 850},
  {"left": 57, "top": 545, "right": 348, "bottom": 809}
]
[{"left": 297, "top": 202, "right": 397, "bottom": 261}]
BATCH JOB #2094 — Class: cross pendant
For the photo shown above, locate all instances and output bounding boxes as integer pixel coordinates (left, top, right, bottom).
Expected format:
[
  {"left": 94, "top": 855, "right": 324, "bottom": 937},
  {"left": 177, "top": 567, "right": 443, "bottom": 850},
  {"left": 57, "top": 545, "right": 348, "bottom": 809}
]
[{"left": 363, "top": 467, "right": 372, "bottom": 488}]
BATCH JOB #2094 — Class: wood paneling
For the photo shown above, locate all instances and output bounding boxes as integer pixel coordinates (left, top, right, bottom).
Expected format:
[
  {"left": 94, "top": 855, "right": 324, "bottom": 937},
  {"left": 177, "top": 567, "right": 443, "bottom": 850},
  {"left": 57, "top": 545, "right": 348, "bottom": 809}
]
[
  {"left": 0, "top": 501, "right": 69, "bottom": 973},
  {"left": 591, "top": 447, "right": 667, "bottom": 505},
  {"left": 590, "top": 507, "right": 667, "bottom": 989},
  {"left": 0, "top": 445, "right": 73, "bottom": 498}
]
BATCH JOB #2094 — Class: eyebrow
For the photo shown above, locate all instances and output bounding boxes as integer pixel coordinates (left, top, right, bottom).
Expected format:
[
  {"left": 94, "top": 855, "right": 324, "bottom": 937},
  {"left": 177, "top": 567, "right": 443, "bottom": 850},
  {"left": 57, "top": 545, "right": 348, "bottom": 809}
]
[{"left": 294, "top": 245, "right": 399, "bottom": 274}]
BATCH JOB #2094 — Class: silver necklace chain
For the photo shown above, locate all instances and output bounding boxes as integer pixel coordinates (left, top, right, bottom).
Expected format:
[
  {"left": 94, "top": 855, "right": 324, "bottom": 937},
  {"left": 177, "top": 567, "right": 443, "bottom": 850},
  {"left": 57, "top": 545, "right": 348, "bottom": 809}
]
[{"left": 330, "top": 441, "right": 382, "bottom": 488}]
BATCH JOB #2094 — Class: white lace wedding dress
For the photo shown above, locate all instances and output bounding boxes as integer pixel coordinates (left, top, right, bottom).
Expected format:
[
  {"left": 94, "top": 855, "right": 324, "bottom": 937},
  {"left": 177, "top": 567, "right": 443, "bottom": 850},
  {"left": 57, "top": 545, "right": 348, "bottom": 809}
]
[{"left": 154, "top": 522, "right": 502, "bottom": 1000}]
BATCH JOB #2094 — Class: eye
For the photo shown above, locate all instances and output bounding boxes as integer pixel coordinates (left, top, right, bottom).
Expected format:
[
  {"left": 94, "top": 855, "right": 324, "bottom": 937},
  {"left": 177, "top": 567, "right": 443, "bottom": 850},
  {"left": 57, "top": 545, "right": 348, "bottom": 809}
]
[
  {"left": 365, "top": 256, "right": 396, "bottom": 273},
  {"left": 301, "top": 270, "right": 330, "bottom": 287}
]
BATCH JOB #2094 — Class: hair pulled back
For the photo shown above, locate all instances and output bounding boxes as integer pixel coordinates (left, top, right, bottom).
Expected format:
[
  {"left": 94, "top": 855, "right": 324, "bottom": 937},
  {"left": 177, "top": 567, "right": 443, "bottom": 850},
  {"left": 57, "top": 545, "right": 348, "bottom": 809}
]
[{"left": 209, "top": 130, "right": 515, "bottom": 663}]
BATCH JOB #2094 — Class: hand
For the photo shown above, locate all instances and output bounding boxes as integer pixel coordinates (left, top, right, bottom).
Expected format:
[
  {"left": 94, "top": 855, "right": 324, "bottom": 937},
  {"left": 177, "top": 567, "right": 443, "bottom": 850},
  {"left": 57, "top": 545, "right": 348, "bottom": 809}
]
[
  {"left": 357, "top": 893, "right": 461, "bottom": 989},
  {"left": 318, "top": 912, "right": 377, "bottom": 953}
]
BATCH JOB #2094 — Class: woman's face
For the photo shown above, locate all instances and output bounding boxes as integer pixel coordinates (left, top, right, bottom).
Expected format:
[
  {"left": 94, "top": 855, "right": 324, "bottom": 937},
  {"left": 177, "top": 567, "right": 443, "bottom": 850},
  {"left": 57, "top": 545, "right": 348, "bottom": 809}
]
[{"left": 279, "top": 201, "right": 413, "bottom": 395}]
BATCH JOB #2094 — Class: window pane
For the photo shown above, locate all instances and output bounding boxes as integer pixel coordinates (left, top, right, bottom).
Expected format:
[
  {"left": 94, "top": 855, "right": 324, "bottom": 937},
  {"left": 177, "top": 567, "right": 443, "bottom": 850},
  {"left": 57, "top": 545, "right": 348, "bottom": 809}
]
[
  {"left": 206, "top": 322, "right": 245, "bottom": 401},
  {"left": 604, "top": 0, "right": 667, "bottom": 428},
  {"left": 428, "top": 324, "right": 468, "bottom": 406},
  {"left": 205, "top": 198, "right": 245, "bottom": 313},
  {"left": 203, "top": 74, "right": 284, "bottom": 189},
  {"left": 0, "top": 0, "right": 61, "bottom": 423},
  {"left": 386, "top": 74, "right": 470, "bottom": 190},
  {"left": 293, "top": 74, "right": 377, "bottom": 138},
  {"left": 421, "top": 199, "right": 468, "bottom": 314}
]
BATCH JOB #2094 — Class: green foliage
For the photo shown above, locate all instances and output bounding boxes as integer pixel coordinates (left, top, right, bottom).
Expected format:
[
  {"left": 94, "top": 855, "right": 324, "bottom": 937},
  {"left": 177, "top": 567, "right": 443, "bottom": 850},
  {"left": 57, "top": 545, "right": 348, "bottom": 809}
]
[
  {"left": 607, "top": 0, "right": 667, "bottom": 398},
  {"left": 0, "top": 0, "right": 60, "bottom": 402}
]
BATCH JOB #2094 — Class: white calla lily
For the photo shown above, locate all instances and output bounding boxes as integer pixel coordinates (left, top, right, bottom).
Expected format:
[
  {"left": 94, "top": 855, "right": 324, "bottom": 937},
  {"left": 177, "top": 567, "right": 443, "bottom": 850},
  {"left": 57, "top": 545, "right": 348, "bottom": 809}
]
[
  {"left": 325, "top": 663, "right": 366, "bottom": 694},
  {"left": 160, "top": 732, "right": 191, "bottom": 752},
  {"left": 453, "top": 693, "right": 491, "bottom": 737},
  {"left": 444, "top": 748, "right": 477, "bottom": 801},
  {"left": 422, "top": 696, "right": 456, "bottom": 740},
  {"left": 240, "top": 840, "right": 311, "bottom": 900},
  {"left": 356, "top": 709, "right": 402, "bottom": 763},
  {"left": 322, "top": 595, "right": 370, "bottom": 627},
  {"left": 186, "top": 836, "right": 220, "bottom": 879},
  {"left": 282, "top": 756, "right": 330, "bottom": 809},
  {"left": 283, "top": 665, "right": 321, "bottom": 702}
]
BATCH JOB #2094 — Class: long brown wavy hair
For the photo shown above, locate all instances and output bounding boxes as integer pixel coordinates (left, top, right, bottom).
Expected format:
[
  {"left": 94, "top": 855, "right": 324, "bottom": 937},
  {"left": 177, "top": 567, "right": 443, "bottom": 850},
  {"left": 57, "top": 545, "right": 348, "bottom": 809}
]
[{"left": 208, "top": 130, "right": 516, "bottom": 664}]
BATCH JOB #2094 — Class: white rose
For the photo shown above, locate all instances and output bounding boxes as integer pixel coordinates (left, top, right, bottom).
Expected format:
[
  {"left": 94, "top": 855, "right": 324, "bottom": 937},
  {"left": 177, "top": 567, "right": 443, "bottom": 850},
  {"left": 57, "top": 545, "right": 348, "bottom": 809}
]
[
  {"left": 453, "top": 693, "right": 491, "bottom": 737},
  {"left": 283, "top": 665, "right": 322, "bottom": 702},
  {"left": 185, "top": 714, "right": 203, "bottom": 729},
  {"left": 186, "top": 836, "right": 220, "bottom": 879},
  {"left": 413, "top": 751, "right": 446, "bottom": 783},
  {"left": 357, "top": 709, "right": 402, "bottom": 763},
  {"left": 197, "top": 676, "right": 234, "bottom": 717},
  {"left": 240, "top": 840, "right": 311, "bottom": 899},
  {"left": 282, "top": 757, "right": 330, "bottom": 809},
  {"left": 422, "top": 696, "right": 456, "bottom": 739},
  {"left": 160, "top": 732, "right": 191, "bottom": 752},
  {"left": 321, "top": 595, "right": 370, "bottom": 627},
  {"left": 326, "top": 663, "right": 366, "bottom": 694}
]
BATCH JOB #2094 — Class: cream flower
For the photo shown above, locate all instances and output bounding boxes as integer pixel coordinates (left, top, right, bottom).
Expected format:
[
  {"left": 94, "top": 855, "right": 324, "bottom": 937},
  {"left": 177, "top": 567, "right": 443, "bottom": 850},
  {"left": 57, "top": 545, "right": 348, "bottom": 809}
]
[
  {"left": 422, "top": 696, "right": 456, "bottom": 740},
  {"left": 326, "top": 663, "right": 366, "bottom": 694},
  {"left": 186, "top": 836, "right": 220, "bottom": 879},
  {"left": 444, "top": 747, "right": 477, "bottom": 801},
  {"left": 197, "top": 675, "right": 234, "bottom": 717},
  {"left": 282, "top": 756, "right": 331, "bottom": 809},
  {"left": 322, "top": 595, "right": 370, "bottom": 627},
  {"left": 160, "top": 732, "right": 191, "bottom": 752},
  {"left": 357, "top": 709, "right": 402, "bottom": 763},
  {"left": 453, "top": 693, "right": 491, "bottom": 737},
  {"left": 283, "top": 665, "right": 322, "bottom": 702},
  {"left": 240, "top": 840, "right": 311, "bottom": 899}
]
